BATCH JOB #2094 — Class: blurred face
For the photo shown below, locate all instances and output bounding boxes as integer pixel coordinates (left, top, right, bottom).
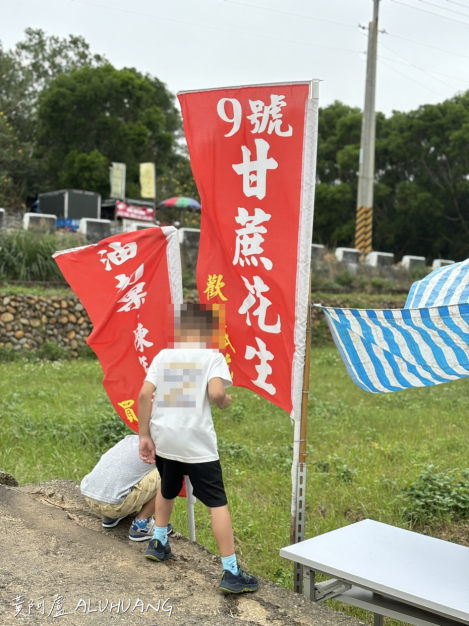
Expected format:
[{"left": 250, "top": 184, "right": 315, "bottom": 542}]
[{"left": 168, "top": 304, "right": 226, "bottom": 349}]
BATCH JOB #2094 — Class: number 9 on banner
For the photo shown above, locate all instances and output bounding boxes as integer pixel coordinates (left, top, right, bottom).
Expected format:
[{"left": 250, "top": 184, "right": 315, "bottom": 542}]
[{"left": 217, "top": 98, "right": 242, "bottom": 137}]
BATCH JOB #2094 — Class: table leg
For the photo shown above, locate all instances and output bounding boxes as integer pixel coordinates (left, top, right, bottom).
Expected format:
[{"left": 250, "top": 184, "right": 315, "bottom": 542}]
[
  {"left": 303, "top": 568, "right": 315, "bottom": 601},
  {"left": 374, "top": 614, "right": 384, "bottom": 626}
]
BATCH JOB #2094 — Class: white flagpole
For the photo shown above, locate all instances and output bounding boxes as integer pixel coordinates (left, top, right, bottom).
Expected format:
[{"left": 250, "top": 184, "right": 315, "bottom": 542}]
[{"left": 290, "top": 80, "right": 320, "bottom": 594}]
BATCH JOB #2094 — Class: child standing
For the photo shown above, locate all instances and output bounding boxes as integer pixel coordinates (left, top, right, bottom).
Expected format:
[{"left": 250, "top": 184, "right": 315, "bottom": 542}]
[{"left": 138, "top": 304, "right": 258, "bottom": 594}]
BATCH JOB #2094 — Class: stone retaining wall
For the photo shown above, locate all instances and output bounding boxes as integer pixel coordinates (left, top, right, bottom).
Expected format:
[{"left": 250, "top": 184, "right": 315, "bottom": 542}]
[
  {"left": 0, "top": 295, "right": 91, "bottom": 356},
  {"left": 0, "top": 291, "right": 409, "bottom": 355}
]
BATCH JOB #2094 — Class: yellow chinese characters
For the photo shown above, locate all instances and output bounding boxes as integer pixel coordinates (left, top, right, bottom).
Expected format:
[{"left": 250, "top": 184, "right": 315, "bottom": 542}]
[
  {"left": 118, "top": 399, "right": 138, "bottom": 423},
  {"left": 204, "top": 274, "right": 227, "bottom": 301},
  {"left": 225, "top": 331, "right": 235, "bottom": 353},
  {"left": 225, "top": 330, "right": 235, "bottom": 380}
]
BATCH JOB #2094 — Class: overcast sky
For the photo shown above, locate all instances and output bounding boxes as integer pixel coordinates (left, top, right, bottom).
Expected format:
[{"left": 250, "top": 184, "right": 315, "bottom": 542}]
[{"left": 2, "top": 0, "right": 469, "bottom": 116}]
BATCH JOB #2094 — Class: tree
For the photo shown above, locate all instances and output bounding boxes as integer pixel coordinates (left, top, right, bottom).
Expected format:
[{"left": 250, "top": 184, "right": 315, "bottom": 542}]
[
  {"left": 0, "top": 29, "right": 108, "bottom": 207},
  {"left": 313, "top": 101, "right": 361, "bottom": 248},
  {"left": 36, "top": 64, "right": 182, "bottom": 198},
  {"left": 14, "top": 28, "right": 106, "bottom": 94},
  {"left": 314, "top": 95, "right": 469, "bottom": 261},
  {"left": 374, "top": 94, "right": 469, "bottom": 260},
  {"left": 0, "top": 112, "right": 41, "bottom": 209},
  {"left": 0, "top": 28, "right": 107, "bottom": 143},
  {"left": 59, "top": 149, "right": 110, "bottom": 199}
]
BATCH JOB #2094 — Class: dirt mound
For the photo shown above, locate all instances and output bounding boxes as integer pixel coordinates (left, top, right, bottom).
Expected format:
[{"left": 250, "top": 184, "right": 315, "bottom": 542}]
[{"left": 0, "top": 480, "right": 360, "bottom": 625}]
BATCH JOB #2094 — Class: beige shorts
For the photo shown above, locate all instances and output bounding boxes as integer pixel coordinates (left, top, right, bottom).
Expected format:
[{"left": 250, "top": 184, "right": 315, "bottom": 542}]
[{"left": 85, "top": 468, "right": 160, "bottom": 519}]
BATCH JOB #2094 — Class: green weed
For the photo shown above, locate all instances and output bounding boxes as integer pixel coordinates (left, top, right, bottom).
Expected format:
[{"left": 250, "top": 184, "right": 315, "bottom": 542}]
[
  {"left": 402, "top": 466, "right": 469, "bottom": 523},
  {"left": 0, "top": 231, "right": 84, "bottom": 282},
  {"left": 370, "top": 277, "right": 394, "bottom": 291},
  {"left": 37, "top": 340, "right": 68, "bottom": 361}
]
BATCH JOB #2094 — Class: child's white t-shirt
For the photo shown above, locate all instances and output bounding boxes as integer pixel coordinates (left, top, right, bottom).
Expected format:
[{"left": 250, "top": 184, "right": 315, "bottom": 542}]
[{"left": 145, "top": 348, "right": 232, "bottom": 463}]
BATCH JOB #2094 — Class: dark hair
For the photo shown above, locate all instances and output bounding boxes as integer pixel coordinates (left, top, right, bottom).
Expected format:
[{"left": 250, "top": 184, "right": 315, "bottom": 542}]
[{"left": 178, "top": 303, "right": 218, "bottom": 330}]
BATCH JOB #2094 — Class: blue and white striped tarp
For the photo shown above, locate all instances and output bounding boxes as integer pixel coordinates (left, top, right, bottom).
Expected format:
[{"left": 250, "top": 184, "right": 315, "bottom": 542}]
[
  {"left": 405, "top": 259, "right": 469, "bottom": 308},
  {"left": 321, "top": 259, "right": 469, "bottom": 393}
]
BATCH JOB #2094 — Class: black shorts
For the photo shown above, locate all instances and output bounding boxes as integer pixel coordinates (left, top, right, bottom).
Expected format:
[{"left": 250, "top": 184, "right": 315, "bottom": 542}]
[{"left": 155, "top": 455, "right": 228, "bottom": 508}]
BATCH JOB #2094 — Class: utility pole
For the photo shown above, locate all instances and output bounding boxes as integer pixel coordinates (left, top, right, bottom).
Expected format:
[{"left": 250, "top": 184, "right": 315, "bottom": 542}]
[{"left": 355, "top": 0, "right": 380, "bottom": 260}]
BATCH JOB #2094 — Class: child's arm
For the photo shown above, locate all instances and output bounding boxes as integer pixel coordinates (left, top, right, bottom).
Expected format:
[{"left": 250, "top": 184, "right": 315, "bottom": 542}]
[
  {"left": 208, "top": 377, "right": 232, "bottom": 410},
  {"left": 138, "top": 381, "right": 156, "bottom": 463}
]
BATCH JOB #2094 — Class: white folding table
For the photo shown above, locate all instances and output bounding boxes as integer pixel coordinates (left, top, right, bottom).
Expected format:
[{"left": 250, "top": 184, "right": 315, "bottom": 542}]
[{"left": 280, "top": 519, "right": 469, "bottom": 626}]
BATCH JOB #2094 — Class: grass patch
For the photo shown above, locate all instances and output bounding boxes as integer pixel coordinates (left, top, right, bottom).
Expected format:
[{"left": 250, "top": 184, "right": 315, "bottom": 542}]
[
  {"left": 0, "top": 230, "right": 85, "bottom": 282},
  {"left": 1, "top": 348, "right": 469, "bottom": 625},
  {"left": 0, "top": 343, "right": 97, "bottom": 363},
  {"left": 401, "top": 466, "right": 469, "bottom": 523},
  {"left": 0, "top": 283, "right": 74, "bottom": 297}
]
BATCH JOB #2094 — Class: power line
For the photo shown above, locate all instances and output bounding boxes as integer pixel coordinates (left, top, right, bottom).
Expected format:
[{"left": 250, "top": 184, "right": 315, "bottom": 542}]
[
  {"left": 220, "top": 0, "right": 469, "bottom": 66},
  {"left": 446, "top": 0, "right": 469, "bottom": 8},
  {"left": 377, "top": 39, "right": 466, "bottom": 90},
  {"left": 360, "top": 28, "right": 467, "bottom": 90},
  {"left": 69, "top": 0, "right": 363, "bottom": 55},
  {"left": 385, "top": 30, "right": 469, "bottom": 60},
  {"left": 391, "top": 0, "right": 469, "bottom": 26},
  {"left": 219, "top": 0, "right": 358, "bottom": 29},
  {"left": 378, "top": 58, "right": 447, "bottom": 97},
  {"left": 418, "top": 0, "right": 469, "bottom": 18},
  {"left": 72, "top": 0, "right": 469, "bottom": 65},
  {"left": 377, "top": 52, "right": 466, "bottom": 88}
]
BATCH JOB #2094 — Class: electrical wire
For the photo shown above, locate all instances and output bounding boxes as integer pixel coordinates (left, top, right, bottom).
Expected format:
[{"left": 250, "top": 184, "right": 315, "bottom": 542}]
[
  {"left": 70, "top": 0, "right": 469, "bottom": 94},
  {"left": 418, "top": 0, "right": 469, "bottom": 18},
  {"left": 378, "top": 39, "right": 465, "bottom": 90},
  {"left": 219, "top": 0, "right": 358, "bottom": 29},
  {"left": 70, "top": 0, "right": 363, "bottom": 55},
  {"left": 446, "top": 0, "right": 469, "bottom": 8},
  {"left": 359, "top": 29, "right": 466, "bottom": 92},
  {"left": 385, "top": 30, "right": 469, "bottom": 60},
  {"left": 378, "top": 58, "right": 448, "bottom": 97},
  {"left": 390, "top": 0, "right": 469, "bottom": 26},
  {"left": 378, "top": 53, "right": 466, "bottom": 88},
  {"left": 71, "top": 0, "right": 469, "bottom": 65}
]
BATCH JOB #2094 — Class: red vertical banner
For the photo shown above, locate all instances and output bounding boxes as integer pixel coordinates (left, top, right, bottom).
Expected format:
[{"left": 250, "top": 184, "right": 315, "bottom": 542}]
[
  {"left": 178, "top": 83, "right": 318, "bottom": 418},
  {"left": 54, "top": 227, "right": 183, "bottom": 432}
]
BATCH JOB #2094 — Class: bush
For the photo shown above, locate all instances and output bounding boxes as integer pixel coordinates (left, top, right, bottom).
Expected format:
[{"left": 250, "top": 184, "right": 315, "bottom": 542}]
[
  {"left": 335, "top": 270, "right": 355, "bottom": 288},
  {"left": 402, "top": 466, "right": 469, "bottom": 523},
  {"left": 182, "top": 270, "right": 197, "bottom": 289},
  {"left": 370, "top": 277, "right": 394, "bottom": 291},
  {"left": 37, "top": 341, "right": 68, "bottom": 361},
  {"left": 0, "top": 346, "right": 23, "bottom": 362},
  {"left": 409, "top": 265, "right": 431, "bottom": 281},
  {"left": 77, "top": 344, "right": 97, "bottom": 359},
  {"left": 0, "top": 230, "right": 83, "bottom": 282}
]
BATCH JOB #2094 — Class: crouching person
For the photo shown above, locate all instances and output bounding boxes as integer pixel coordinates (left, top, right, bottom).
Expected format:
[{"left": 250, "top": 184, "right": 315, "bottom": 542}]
[{"left": 80, "top": 434, "right": 170, "bottom": 541}]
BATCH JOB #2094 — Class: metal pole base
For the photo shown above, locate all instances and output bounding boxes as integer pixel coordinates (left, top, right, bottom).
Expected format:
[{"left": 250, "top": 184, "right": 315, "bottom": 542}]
[{"left": 293, "top": 463, "right": 307, "bottom": 594}]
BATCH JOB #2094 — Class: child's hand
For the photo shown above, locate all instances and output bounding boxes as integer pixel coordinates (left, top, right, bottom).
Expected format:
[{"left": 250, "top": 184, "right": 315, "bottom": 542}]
[
  {"left": 139, "top": 436, "right": 156, "bottom": 464},
  {"left": 220, "top": 394, "right": 232, "bottom": 410}
]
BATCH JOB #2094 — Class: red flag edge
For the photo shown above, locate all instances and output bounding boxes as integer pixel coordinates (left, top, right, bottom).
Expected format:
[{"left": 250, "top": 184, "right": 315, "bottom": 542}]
[
  {"left": 290, "top": 81, "right": 320, "bottom": 519},
  {"left": 291, "top": 82, "right": 320, "bottom": 422},
  {"left": 53, "top": 226, "right": 183, "bottom": 310},
  {"left": 161, "top": 226, "right": 183, "bottom": 306}
]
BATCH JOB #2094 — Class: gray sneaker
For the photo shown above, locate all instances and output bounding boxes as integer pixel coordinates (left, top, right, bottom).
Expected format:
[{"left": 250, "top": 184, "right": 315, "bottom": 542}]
[
  {"left": 102, "top": 515, "right": 126, "bottom": 528},
  {"left": 128, "top": 517, "right": 155, "bottom": 542}
]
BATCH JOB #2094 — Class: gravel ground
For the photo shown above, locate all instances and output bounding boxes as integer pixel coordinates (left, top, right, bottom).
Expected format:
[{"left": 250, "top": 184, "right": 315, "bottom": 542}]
[{"left": 0, "top": 480, "right": 362, "bottom": 626}]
